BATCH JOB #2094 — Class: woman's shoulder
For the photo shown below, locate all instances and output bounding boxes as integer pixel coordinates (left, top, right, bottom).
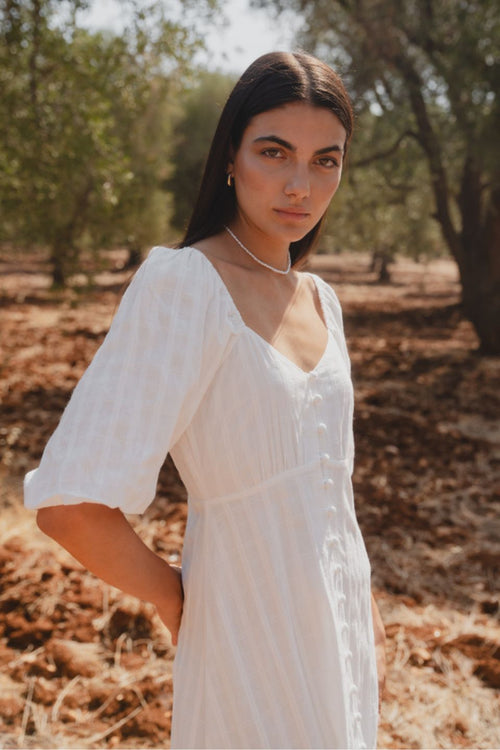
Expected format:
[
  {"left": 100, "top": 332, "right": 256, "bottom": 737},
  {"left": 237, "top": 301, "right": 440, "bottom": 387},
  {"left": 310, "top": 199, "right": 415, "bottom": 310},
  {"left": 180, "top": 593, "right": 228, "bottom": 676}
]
[
  {"left": 303, "top": 270, "right": 342, "bottom": 311},
  {"left": 143, "top": 244, "right": 206, "bottom": 276},
  {"left": 135, "top": 245, "right": 243, "bottom": 331},
  {"left": 135, "top": 245, "right": 218, "bottom": 296},
  {"left": 299, "top": 270, "right": 345, "bottom": 340}
]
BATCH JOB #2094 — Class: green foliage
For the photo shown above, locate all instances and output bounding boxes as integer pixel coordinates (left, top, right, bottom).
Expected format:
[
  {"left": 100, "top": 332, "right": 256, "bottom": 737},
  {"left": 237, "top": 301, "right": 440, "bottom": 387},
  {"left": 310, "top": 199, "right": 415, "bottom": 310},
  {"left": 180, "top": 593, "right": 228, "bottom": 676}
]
[
  {"left": 254, "top": 0, "right": 500, "bottom": 351},
  {"left": 166, "top": 70, "right": 236, "bottom": 235},
  {"left": 0, "top": 0, "right": 219, "bottom": 283},
  {"left": 323, "top": 108, "right": 441, "bottom": 259},
  {"left": 254, "top": 0, "right": 499, "bottom": 252}
]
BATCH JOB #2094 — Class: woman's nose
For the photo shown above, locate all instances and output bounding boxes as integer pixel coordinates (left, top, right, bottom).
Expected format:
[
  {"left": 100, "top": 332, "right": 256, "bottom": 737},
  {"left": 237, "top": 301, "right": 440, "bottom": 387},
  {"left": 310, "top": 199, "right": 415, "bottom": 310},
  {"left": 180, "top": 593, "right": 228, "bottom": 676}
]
[{"left": 284, "top": 164, "right": 310, "bottom": 199}]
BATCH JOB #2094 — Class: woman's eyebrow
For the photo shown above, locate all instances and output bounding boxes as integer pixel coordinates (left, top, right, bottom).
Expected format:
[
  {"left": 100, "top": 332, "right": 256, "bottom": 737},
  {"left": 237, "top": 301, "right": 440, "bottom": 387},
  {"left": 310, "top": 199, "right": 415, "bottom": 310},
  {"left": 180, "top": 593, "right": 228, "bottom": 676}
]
[
  {"left": 253, "top": 135, "right": 344, "bottom": 155},
  {"left": 253, "top": 135, "right": 293, "bottom": 149},
  {"left": 315, "top": 144, "right": 344, "bottom": 155}
]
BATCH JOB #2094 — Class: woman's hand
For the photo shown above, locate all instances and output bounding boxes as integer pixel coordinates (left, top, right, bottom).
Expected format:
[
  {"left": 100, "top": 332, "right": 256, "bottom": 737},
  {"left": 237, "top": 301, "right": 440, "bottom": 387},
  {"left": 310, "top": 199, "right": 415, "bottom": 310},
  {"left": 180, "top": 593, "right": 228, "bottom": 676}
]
[
  {"left": 154, "top": 565, "right": 184, "bottom": 646},
  {"left": 371, "top": 593, "right": 386, "bottom": 711}
]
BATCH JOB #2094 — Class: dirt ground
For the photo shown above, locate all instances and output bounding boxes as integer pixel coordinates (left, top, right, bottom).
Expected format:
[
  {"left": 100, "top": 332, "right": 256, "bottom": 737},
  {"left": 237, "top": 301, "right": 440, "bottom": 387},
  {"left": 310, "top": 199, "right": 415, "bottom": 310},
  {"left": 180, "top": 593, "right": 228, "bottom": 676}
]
[{"left": 1, "top": 249, "right": 499, "bottom": 749}]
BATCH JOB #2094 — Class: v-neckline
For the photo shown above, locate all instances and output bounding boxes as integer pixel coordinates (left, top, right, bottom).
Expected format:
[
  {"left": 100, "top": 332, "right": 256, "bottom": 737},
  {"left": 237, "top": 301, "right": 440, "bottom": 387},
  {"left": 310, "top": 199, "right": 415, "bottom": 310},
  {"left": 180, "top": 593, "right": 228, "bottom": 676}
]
[
  {"left": 245, "top": 325, "right": 332, "bottom": 376},
  {"left": 190, "top": 246, "right": 331, "bottom": 376}
]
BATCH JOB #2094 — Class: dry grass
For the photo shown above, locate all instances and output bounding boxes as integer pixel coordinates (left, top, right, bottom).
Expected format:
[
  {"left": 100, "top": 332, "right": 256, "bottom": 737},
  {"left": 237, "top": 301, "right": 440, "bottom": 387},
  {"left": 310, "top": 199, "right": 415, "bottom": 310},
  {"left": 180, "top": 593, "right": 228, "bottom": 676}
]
[{"left": 378, "top": 596, "right": 500, "bottom": 749}]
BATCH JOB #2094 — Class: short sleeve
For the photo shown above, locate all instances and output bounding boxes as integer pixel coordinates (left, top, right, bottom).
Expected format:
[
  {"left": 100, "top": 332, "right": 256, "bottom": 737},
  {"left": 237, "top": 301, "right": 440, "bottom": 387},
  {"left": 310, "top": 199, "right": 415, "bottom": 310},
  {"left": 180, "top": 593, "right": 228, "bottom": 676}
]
[{"left": 24, "top": 247, "right": 239, "bottom": 514}]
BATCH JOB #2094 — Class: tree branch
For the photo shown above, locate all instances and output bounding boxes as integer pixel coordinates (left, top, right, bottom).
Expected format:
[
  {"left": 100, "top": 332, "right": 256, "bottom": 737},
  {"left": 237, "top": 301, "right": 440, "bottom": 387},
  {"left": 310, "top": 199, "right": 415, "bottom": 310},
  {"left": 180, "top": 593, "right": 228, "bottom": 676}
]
[
  {"left": 351, "top": 129, "right": 419, "bottom": 168},
  {"left": 29, "top": 0, "right": 42, "bottom": 127},
  {"left": 393, "top": 51, "right": 462, "bottom": 262}
]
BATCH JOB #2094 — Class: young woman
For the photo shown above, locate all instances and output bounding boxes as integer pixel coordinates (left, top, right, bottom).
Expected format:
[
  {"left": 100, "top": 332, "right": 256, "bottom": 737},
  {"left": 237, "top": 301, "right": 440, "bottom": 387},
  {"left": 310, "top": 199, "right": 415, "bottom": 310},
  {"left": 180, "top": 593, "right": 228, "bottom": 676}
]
[{"left": 25, "top": 51, "right": 386, "bottom": 749}]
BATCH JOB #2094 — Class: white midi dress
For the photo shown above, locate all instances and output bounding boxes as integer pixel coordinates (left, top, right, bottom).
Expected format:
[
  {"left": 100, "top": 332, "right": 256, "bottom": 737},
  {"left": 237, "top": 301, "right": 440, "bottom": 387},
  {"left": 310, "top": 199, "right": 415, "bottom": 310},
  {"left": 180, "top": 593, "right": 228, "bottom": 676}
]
[{"left": 25, "top": 246, "right": 379, "bottom": 749}]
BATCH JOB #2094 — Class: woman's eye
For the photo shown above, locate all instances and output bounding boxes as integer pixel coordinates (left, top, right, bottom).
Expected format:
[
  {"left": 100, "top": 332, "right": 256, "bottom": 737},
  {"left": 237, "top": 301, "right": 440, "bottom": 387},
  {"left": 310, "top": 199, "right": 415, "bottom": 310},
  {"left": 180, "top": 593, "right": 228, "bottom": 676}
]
[
  {"left": 316, "top": 156, "right": 338, "bottom": 168},
  {"left": 262, "top": 148, "right": 284, "bottom": 159}
]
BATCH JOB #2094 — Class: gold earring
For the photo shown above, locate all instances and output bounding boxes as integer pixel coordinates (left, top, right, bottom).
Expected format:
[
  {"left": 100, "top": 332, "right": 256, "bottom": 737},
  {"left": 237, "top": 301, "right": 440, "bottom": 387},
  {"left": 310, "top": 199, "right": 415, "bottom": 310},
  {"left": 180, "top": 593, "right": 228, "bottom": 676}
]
[{"left": 227, "top": 173, "right": 233, "bottom": 187}]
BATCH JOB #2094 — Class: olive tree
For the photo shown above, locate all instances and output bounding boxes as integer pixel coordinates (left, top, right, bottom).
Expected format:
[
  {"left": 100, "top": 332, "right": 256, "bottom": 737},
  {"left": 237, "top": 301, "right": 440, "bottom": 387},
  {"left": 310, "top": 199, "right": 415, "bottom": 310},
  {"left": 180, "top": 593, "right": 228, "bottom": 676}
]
[{"left": 255, "top": 0, "right": 500, "bottom": 353}]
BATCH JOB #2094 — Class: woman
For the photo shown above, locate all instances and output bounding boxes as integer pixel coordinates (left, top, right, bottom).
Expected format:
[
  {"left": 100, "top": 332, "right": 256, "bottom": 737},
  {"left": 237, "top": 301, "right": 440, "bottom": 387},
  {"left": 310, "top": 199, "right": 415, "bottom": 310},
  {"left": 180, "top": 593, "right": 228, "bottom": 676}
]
[{"left": 25, "top": 51, "right": 386, "bottom": 749}]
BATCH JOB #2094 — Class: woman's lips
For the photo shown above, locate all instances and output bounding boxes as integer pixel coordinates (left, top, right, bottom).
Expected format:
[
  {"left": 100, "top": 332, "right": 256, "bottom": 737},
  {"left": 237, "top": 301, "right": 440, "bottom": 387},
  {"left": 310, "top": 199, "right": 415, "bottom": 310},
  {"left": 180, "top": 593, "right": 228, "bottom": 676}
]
[{"left": 273, "top": 208, "right": 310, "bottom": 220}]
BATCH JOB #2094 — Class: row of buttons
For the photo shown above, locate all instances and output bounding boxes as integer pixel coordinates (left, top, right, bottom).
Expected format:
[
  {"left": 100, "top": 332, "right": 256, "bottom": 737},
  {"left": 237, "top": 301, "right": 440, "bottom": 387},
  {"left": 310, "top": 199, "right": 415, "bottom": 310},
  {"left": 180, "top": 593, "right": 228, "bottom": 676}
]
[
  {"left": 311, "top": 388, "right": 332, "bottom": 494},
  {"left": 312, "top": 398, "right": 342, "bottom": 562},
  {"left": 311, "top": 383, "right": 367, "bottom": 747}
]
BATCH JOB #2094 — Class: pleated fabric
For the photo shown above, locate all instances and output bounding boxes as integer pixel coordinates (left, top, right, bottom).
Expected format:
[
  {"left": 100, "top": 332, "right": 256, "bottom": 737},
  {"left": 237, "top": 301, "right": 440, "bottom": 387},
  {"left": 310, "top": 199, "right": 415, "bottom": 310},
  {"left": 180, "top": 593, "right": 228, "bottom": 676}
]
[{"left": 25, "top": 246, "right": 378, "bottom": 749}]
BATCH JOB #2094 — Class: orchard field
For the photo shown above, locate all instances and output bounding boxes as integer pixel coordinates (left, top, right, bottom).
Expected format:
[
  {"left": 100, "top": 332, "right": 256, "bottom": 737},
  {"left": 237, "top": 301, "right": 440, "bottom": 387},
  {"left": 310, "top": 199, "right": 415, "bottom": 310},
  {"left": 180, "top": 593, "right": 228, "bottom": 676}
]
[{"left": 1, "top": 249, "right": 499, "bottom": 749}]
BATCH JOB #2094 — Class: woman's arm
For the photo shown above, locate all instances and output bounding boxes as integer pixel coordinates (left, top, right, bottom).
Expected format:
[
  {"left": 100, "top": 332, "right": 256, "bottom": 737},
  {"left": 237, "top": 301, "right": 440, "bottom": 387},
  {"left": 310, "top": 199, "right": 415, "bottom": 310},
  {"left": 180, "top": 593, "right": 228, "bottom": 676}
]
[
  {"left": 37, "top": 503, "right": 183, "bottom": 645},
  {"left": 371, "top": 592, "right": 386, "bottom": 710}
]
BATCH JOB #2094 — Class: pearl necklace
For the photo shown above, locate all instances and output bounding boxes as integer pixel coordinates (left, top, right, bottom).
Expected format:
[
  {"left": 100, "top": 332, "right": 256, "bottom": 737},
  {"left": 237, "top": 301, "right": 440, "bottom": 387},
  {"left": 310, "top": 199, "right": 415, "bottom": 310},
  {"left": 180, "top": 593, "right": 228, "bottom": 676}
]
[{"left": 224, "top": 226, "right": 291, "bottom": 275}]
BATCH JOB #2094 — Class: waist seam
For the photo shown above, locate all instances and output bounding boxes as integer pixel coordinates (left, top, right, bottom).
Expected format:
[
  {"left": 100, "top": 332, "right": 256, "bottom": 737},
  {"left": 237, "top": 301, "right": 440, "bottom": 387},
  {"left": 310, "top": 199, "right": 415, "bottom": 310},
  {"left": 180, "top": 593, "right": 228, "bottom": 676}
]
[{"left": 189, "top": 456, "right": 348, "bottom": 510}]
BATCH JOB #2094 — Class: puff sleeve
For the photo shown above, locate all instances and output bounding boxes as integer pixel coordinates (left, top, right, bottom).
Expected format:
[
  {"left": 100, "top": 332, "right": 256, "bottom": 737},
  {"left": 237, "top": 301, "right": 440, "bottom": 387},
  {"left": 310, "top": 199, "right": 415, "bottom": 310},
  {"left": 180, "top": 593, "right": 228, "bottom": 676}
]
[{"left": 24, "top": 247, "right": 238, "bottom": 514}]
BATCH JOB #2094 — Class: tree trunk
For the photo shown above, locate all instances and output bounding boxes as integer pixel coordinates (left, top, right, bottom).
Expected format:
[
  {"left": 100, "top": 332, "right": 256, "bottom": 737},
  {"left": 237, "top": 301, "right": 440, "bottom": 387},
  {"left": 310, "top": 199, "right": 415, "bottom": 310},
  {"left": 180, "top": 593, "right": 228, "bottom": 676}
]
[
  {"left": 50, "top": 244, "right": 66, "bottom": 288},
  {"left": 459, "top": 263, "right": 500, "bottom": 355},
  {"left": 49, "top": 181, "right": 94, "bottom": 287},
  {"left": 457, "top": 188, "right": 500, "bottom": 355},
  {"left": 123, "top": 245, "right": 143, "bottom": 270},
  {"left": 395, "top": 54, "right": 500, "bottom": 354}
]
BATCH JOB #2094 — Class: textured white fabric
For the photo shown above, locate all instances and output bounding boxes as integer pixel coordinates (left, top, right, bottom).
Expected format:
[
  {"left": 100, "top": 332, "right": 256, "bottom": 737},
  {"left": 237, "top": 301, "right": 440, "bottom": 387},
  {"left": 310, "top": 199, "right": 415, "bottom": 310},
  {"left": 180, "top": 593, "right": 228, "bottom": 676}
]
[{"left": 25, "top": 245, "right": 378, "bottom": 749}]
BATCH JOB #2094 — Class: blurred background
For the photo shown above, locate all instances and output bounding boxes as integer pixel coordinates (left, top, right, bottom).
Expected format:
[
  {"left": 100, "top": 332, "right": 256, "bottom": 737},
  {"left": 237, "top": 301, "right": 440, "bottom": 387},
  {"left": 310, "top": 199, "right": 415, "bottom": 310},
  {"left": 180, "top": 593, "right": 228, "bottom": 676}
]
[
  {"left": 1, "top": 0, "right": 498, "bottom": 350},
  {"left": 1, "top": 1, "right": 499, "bottom": 748}
]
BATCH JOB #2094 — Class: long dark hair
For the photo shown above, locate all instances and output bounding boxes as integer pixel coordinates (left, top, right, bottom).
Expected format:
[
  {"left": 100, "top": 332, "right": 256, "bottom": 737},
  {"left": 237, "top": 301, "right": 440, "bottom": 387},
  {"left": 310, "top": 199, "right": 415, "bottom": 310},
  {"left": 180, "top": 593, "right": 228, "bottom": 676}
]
[{"left": 180, "top": 51, "right": 354, "bottom": 267}]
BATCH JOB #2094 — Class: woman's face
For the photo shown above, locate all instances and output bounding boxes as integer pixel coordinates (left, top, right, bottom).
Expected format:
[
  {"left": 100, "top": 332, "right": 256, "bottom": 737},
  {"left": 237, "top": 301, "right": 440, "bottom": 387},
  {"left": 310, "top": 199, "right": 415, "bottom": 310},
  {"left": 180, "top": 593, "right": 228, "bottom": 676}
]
[{"left": 229, "top": 101, "right": 346, "bottom": 248}]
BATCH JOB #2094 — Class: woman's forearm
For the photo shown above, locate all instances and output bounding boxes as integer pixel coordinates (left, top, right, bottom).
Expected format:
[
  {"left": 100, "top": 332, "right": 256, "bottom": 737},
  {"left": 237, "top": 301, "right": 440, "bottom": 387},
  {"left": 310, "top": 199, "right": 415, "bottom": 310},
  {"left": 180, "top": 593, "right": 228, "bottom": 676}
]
[{"left": 37, "top": 503, "right": 183, "bottom": 641}]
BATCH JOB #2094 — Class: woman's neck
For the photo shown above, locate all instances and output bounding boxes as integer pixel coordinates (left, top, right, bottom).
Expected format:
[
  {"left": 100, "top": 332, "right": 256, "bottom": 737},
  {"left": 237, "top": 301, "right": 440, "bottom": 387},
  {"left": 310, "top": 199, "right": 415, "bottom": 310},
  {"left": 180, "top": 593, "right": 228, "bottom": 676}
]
[{"left": 225, "top": 221, "right": 291, "bottom": 273}]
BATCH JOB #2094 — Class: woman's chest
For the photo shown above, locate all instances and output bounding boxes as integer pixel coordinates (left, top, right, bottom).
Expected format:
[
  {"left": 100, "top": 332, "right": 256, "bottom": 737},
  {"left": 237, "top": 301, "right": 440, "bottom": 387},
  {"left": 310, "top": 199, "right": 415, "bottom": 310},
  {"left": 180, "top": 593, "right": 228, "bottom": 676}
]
[{"left": 192, "top": 327, "right": 353, "bottom": 437}]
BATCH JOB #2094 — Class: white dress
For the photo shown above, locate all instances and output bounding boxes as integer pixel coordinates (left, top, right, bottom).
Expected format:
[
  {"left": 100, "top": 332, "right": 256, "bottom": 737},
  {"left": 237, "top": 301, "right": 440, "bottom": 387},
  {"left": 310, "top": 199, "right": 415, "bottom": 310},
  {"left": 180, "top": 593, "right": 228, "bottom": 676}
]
[{"left": 25, "top": 246, "right": 379, "bottom": 749}]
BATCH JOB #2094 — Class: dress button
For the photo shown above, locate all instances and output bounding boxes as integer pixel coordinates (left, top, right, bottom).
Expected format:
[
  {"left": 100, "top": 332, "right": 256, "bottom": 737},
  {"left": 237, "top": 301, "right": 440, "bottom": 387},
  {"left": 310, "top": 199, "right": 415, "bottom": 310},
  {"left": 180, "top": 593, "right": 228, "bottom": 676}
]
[
  {"left": 326, "top": 505, "right": 337, "bottom": 518},
  {"left": 323, "top": 478, "right": 334, "bottom": 489},
  {"left": 327, "top": 535, "right": 341, "bottom": 549},
  {"left": 320, "top": 452, "right": 330, "bottom": 464},
  {"left": 317, "top": 422, "right": 327, "bottom": 435},
  {"left": 312, "top": 393, "right": 323, "bottom": 405}
]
